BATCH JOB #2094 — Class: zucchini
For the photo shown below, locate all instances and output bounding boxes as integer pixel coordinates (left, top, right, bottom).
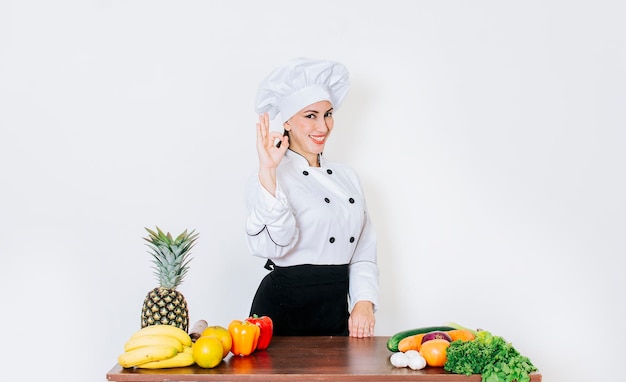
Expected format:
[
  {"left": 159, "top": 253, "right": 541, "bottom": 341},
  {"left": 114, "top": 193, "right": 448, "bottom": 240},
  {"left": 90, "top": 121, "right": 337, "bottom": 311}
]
[{"left": 386, "top": 325, "right": 456, "bottom": 352}]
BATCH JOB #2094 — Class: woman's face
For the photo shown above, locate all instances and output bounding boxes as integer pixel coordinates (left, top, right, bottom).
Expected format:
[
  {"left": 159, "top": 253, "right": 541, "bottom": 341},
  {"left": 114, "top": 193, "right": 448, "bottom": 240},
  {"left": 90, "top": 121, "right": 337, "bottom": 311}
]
[{"left": 284, "top": 100, "right": 334, "bottom": 166}]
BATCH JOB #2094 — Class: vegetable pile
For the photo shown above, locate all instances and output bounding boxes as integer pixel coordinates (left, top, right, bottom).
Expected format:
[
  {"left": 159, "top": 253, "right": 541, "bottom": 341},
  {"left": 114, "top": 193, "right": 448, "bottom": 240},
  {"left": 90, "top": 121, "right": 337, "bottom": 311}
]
[
  {"left": 444, "top": 329, "right": 537, "bottom": 382},
  {"left": 387, "top": 323, "right": 537, "bottom": 382}
]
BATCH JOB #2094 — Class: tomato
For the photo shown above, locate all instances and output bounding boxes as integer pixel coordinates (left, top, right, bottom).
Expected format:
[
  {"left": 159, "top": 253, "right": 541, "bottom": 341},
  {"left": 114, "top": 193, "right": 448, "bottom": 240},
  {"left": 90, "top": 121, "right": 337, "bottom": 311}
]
[{"left": 419, "top": 338, "right": 450, "bottom": 367}]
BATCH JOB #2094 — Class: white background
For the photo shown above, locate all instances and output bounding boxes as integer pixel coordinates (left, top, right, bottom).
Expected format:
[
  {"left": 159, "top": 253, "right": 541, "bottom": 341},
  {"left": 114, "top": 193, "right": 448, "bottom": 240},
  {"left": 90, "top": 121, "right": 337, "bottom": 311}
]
[{"left": 1, "top": 1, "right": 624, "bottom": 381}]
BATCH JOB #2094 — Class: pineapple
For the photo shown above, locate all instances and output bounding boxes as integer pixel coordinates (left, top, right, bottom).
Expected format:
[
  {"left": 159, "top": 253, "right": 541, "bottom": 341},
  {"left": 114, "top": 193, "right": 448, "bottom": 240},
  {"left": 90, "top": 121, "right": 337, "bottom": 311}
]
[{"left": 141, "top": 226, "right": 198, "bottom": 332}]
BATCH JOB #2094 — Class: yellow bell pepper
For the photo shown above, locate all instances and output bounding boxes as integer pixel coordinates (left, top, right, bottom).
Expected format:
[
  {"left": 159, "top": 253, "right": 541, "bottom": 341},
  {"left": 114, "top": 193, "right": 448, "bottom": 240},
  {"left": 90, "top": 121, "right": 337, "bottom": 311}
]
[{"left": 228, "top": 319, "right": 260, "bottom": 356}]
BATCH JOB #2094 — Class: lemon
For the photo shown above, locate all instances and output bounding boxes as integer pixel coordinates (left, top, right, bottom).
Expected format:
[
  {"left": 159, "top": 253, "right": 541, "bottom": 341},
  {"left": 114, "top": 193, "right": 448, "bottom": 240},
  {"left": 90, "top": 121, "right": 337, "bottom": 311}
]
[
  {"left": 201, "top": 325, "right": 232, "bottom": 358},
  {"left": 192, "top": 336, "right": 223, "bottom": 368}
]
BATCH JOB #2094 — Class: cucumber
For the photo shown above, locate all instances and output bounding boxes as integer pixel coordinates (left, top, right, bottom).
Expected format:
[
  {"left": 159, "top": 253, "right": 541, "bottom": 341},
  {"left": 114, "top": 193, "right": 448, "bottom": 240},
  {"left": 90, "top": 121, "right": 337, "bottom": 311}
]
[{"left": 386, "top": 325, "right": 456, "bottom": 352}]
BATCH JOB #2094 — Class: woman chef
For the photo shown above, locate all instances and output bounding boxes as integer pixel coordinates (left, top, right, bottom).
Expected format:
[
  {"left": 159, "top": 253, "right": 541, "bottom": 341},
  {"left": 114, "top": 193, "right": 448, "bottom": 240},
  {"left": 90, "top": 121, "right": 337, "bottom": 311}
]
[{"left": 245, "top": 57, "right": 379, "bottom": 338}]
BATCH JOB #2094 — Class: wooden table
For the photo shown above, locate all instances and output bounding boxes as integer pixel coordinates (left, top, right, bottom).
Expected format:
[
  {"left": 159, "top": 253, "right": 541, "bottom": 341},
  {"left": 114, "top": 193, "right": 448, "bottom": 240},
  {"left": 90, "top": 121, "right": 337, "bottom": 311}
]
[{"left": 106, "top": 336, "right": 542, "bottom": 381}]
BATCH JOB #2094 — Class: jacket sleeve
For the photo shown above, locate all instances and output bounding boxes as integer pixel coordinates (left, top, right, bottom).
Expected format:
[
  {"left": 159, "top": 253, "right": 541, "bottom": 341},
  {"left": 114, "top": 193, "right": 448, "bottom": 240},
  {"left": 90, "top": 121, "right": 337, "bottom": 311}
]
[
  {"left": 348, "top": 183, "right": 379, "bottom": 313},
  {"left": 245, "top": 174, "right": 299, "bottom": 259}
]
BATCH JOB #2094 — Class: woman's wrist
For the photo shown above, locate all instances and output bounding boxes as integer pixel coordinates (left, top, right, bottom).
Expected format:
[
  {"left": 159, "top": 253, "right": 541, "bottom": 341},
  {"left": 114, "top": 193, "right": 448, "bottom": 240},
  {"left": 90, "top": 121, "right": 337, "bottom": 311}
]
[{"left": 258, "top": 167, "right": 277, "bottom": 196}]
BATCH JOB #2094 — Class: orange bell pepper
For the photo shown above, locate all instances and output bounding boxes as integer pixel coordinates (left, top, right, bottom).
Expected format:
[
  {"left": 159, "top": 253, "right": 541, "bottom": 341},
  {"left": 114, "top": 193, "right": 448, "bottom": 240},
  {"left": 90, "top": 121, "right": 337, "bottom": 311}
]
[{"left": 228, "top": 319, "right": 260, "bottom": 356}]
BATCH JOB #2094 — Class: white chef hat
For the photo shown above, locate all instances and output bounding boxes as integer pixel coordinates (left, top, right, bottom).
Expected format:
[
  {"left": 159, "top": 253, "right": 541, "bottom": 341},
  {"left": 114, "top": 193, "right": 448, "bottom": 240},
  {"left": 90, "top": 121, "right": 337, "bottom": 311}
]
[{"left": 255, "top": 57, "right": 351, "bottom": 122}]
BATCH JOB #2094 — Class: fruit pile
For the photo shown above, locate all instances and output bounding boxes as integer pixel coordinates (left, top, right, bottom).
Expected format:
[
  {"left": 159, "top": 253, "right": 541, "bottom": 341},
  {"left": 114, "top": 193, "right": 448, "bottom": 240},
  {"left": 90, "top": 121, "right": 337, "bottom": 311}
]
[
  {"left": 117, "top": 227, "right": 274, "bottom": 370},
  {"left": 118, "top": 315, "right": 274, "bottom": 370}
]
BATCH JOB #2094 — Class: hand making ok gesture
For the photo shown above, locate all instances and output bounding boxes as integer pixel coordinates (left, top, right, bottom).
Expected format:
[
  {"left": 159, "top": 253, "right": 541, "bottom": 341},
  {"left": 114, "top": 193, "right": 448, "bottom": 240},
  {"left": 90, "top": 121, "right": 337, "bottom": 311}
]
[{"left": 256, "top": 112, "right": 289, "bottom": 195}]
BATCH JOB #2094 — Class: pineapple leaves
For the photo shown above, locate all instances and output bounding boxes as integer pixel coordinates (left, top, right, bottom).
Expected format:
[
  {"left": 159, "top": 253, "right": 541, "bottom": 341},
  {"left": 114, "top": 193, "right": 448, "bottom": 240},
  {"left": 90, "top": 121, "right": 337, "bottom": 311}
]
[{"left": 143, "top": 226, "right": 198, "bottom": 289}]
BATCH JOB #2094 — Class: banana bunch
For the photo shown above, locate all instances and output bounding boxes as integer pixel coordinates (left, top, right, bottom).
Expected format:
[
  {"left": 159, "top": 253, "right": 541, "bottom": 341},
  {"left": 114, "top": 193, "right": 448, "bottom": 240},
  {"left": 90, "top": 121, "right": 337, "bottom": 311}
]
[{"left": 118, "top": 325, "right": 195, "bottom": 369}]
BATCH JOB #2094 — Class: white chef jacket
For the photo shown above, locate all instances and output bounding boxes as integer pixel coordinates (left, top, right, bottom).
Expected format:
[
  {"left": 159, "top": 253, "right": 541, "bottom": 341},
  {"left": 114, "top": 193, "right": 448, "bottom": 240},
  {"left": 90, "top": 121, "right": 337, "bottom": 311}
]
[{"left": 245, "top": 149, "right": 379, "bottom": 313}]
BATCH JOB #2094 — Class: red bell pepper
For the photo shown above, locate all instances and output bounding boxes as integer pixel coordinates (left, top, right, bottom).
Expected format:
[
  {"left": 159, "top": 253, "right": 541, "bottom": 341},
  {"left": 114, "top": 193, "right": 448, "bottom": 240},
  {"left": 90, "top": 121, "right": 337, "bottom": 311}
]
[{"left": 245, "top": 314, "right": 274, "bottom": 350}]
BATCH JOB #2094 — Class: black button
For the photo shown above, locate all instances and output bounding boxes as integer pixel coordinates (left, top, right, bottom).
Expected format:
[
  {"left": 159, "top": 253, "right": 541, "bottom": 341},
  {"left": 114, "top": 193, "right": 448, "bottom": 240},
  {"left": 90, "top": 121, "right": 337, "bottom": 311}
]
[
  {"left": 350, "top": 237, "right": 355, "bottom": 243},
  {"left": 349, "top": 198, "right": 355, "bottom": 203},
  {"left": 327, "top": 169, "right": 333, "bottom": 174},
  {"left": 324, "top": 197, "right": 330, "bottom": 203},
  {"left": 329, "top": 237, "right": 335, "bottom": 243},
  {"left": 302, "top": 170, "right": 309, "bottom": 176}
]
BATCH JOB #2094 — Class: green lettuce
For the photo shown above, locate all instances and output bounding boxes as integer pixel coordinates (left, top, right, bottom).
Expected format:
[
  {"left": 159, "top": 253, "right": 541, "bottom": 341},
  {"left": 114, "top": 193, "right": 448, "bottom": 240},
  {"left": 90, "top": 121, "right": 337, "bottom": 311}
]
[{"left": 444, "top": 330, "right": 537, "bottom": 382}]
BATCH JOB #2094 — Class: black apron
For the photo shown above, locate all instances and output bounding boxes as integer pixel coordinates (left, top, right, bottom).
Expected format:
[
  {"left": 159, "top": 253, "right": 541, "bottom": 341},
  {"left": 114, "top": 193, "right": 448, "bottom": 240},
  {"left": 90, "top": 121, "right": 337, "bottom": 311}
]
[{"left": 250, "top": 260, "right": 349, "bottom": 336}]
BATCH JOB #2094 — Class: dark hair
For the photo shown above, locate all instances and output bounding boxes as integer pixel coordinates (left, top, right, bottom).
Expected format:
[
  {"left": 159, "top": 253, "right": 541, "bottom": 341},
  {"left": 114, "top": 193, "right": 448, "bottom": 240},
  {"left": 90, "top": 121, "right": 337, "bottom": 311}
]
[{"left": 276, "top": 130, "right": 290, "bottom": 148}]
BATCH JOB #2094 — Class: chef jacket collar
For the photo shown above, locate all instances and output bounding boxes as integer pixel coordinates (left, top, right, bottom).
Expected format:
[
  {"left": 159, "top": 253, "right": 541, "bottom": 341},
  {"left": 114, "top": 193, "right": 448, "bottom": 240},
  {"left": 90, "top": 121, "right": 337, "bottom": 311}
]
[{"left": 285, "top": 149, "right": 326, "bottom": 168}]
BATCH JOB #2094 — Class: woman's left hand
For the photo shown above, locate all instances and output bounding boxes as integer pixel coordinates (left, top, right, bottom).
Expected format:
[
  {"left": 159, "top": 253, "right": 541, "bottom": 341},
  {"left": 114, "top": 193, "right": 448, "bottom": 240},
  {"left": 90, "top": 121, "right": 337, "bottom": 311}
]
[{"left": 348, "top": 301, "right": 375, "bottom": 338}]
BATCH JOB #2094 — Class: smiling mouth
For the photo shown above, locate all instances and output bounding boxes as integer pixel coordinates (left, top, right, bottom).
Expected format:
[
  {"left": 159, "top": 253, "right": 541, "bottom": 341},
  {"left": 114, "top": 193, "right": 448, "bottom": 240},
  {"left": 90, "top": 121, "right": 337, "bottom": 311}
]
[{"left": 310, "top": 135, "right": 326, "bottom": 144}]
